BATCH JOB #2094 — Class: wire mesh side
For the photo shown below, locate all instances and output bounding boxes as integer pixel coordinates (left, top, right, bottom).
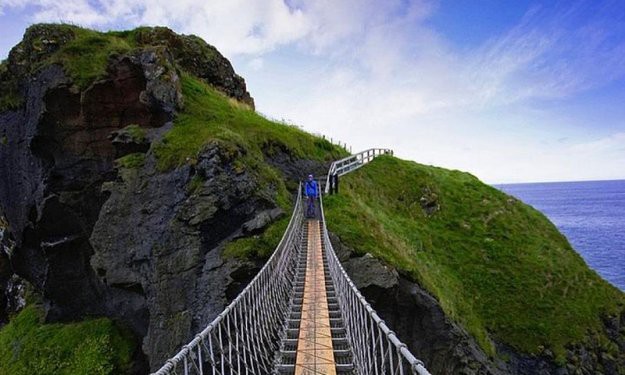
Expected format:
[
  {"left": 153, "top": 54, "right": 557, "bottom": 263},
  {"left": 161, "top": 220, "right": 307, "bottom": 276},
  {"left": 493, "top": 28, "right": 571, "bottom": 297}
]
[
  {"left": 151, "top": 188, "right": 305, "bottom": 375},
  {"left": 319, "top": 193, "right": 431, "bottom": 375}
]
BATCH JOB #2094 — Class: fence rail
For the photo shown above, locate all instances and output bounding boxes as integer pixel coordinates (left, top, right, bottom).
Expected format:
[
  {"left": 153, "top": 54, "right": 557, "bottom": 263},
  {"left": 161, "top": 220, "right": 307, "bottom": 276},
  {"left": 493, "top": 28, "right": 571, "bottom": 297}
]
[{"left": 324, "top": 148, "right": 393, "bottom": 194}]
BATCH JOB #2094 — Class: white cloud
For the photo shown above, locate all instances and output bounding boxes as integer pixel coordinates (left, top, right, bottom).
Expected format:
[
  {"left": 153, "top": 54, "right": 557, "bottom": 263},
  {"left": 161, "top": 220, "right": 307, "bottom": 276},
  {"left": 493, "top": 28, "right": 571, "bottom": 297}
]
[
  {"left": 242, "top": 0, "right": 625, "bottom": 182},
  {"left": 248, "top": 57, "right": 264, "bottom": 71},
  {"left": 2, "top": 0, "right": 625, "bottom": 182},
  {"left": 1, "top": 0, "right": 312, "bottom": 55}
]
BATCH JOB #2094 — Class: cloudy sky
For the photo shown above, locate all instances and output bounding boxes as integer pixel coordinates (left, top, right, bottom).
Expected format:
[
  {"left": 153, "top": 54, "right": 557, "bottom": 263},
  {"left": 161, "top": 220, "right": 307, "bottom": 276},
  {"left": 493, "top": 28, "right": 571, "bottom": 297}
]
[{"left": 1, "top": 0, "right": 624, "bottom": 183}]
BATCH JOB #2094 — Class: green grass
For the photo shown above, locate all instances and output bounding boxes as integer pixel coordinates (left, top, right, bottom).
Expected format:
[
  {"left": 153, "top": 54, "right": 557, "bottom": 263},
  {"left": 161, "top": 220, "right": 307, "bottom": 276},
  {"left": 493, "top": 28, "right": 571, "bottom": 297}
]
[
  {"left": 156, "top": 74, "right": 347, "bottom": 259},
  {"left": 115, "top": 153, "right": 146, "bottom": 169},
  {"left": 0, "top": 305, "right": 136, "bottom": 375},
  {"left": 123, "top": 124, "right": 147, "bottom": 142},
  {"left": 154, "top": 74, "right": 347, "bottom": 227},
  {"left": 154, "top": 74, "right": 347, "bottom": 171},
  {"left": 17, "top": 24, "right": 150, "bottom": 90},
  {"left": 0, "top": 89, "right": 22, "bottom": 112},
  {"left": 149, "top": 74, "right": 346, "bottom": 259},
  {"left": 224, "top": 216, "right": 290, "bottom": 259},
  {"left": 324, "top": 156, "right": 625, "bottom": 360},
  {"left": 46, "top": 28, "right": 133, "bottom": 88},
  {"left": 0, "top": 61, "right": 22, "bottom": 112}
]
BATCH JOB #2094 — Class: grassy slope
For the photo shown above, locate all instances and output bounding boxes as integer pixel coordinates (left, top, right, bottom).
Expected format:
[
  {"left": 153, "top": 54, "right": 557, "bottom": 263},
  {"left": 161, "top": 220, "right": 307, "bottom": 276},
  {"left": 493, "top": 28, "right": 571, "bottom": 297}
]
[
  {"left": 154, "top": 74, "right": 347, "bottom": 258},
  {"left": 0, "top": 305, "right": 136, "bottom": 375},
  {"left": 154, "top": 74, "right": 344, "bottom": 171},
  {"left": 324, "top": 156, "right": 625, "bottom": 360}
]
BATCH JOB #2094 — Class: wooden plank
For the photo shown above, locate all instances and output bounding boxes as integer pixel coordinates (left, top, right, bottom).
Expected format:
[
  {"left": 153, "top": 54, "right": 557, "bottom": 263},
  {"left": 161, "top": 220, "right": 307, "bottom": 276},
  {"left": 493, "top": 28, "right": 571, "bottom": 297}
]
[{"left": 294, "top": 220, "right": 337, "bottom": 375}]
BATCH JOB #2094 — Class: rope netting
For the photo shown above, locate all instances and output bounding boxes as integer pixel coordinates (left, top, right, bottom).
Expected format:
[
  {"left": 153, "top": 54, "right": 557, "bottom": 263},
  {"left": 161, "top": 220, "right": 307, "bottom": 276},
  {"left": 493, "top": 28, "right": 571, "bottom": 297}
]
[
  {"left": 151, "top": 187, "right": 304, "bottom": 375},
  {"left": 319, "top": 193, "right": 431, "bottom": 375}
]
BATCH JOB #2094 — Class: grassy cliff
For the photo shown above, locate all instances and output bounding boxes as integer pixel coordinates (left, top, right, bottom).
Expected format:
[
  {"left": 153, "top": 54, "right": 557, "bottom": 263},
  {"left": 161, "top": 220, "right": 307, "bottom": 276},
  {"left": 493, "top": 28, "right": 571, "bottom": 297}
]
[
  {"left": 2, "top": 23, "right": 623, "bottom": 373},
  {"left": 0, "top": 305, "right": 136, "bottom": 374},
  {"left": 156, "top": 73, "right": 347, "bottom": 259},
  {"left": 324, "top": 156, "right": 625, "bottom": 361}
]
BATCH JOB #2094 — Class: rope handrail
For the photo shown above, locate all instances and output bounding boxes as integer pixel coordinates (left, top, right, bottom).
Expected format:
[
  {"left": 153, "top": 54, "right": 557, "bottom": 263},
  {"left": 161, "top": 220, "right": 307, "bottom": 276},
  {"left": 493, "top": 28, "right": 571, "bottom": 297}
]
[
  {"left": 324, "top": 148, "right": 393, "bottom": 194},
  {"left": 151, "top": 146, "right": 431, "bottom": 375},
  {"left": 151, "top": 186, "right": 305, "bottom": 375},
  {"left": 319, "top": 192, "right": 431, "bottom": 375}
]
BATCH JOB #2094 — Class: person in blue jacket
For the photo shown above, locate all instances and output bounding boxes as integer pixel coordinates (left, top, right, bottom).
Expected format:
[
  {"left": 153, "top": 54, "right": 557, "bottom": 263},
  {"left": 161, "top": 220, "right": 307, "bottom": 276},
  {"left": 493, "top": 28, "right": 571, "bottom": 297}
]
[{"left": 305, "top": 174, "right": 318, "bottom": 218}]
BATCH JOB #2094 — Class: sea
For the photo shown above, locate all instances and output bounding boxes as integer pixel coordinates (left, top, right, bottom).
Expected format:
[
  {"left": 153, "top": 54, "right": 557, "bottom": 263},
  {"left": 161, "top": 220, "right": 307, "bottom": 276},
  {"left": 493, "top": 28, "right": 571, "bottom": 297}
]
[{"left": 496, "top": 179, "right": 625, "bottom": 292}]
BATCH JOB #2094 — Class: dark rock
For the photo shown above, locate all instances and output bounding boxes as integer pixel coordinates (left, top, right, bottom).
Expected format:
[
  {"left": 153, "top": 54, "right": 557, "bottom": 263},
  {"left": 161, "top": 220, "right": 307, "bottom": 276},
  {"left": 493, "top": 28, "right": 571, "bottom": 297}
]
[
  {"left": 90, "top": 142, "right": 277, "bottom": 368},
  {"left": 4, "top": 275, "right": 28, "bottom": 318},
  {"left": 1, "top": 212, "right": 25, "bottom": 326},
  {"left": 0, "top": 230, "right": 11, "bottom": 325},
  {"left": 6, "top": 24, "right": 76, "bottom": 77},
  {"left": 133, "top": 27, "right": 254, "bottom": 108},
  {"left": 342, "top": 253, "right": 398, "bottom": 289},
  {"left": 420, "top": 186, "right": 440, "bottom": 216},
  {"left": 110, "top": 124, "right": 151, "bottom": 157},
  {"left": 262, "top": 139, "right": 330, "bottom": 184},
  {"left": 242, "top": 208, "right": 284, "bottom": 234},
  {"left": 0, "top": 36, "right": 185, "bottom": 372},
  {"left": 345, "top": 258, "right": 503, "bottom": 374},
  {"left": 329, "top": 231, "right": 353, "bottom": 262},
  {"left": 0, "top": 48, "right": 183, "bottom": 328}
]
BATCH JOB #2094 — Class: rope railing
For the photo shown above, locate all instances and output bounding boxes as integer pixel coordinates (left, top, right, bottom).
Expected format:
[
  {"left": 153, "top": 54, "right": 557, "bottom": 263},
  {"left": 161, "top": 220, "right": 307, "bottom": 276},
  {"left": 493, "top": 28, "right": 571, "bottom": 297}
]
[
  {"left": 319, "top": 185, "right": 431, "bottom": 375},
  {"left": 152, "top": 147, "right": 431, "bottom": 375},
  {"left": 151, "top": 187, "right": 305, "bottom": 375},
  {"left": 324, "top": 148, "right": 393, "bottom": 194}
]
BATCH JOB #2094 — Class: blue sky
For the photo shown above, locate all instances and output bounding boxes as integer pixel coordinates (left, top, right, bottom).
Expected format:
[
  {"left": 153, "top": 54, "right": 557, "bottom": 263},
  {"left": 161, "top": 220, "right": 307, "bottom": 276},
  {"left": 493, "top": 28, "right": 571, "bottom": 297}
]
[{"left": 1, "top": 0, "right": 624, "bottom": 183}]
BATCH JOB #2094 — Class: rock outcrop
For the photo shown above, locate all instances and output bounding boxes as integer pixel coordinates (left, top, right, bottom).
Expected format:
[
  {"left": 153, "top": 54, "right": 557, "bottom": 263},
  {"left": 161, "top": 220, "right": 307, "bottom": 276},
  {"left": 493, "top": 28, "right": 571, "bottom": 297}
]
[
  {"left": 0, "top": 24, "right": 265, "bottom": 371},
  {"left": 132, "top": 27, "right": 255, "bottom": 108}
]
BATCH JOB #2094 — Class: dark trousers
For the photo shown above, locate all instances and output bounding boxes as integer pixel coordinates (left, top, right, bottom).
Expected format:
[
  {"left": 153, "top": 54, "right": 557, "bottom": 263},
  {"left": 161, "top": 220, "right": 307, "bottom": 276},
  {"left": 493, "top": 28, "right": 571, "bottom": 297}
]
[{"left": 306, "top": 196, "right": 316, "bottom": 218}]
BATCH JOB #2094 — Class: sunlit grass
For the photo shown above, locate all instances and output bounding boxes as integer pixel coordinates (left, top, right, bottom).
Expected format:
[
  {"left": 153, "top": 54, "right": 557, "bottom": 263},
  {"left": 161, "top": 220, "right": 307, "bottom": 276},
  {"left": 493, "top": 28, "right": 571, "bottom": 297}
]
[
  {"left": 324, "top": 156, "right": 625, "bottom": 360},
  {"left": 0, "top": 305, "right": 136, "bottom": 375}
]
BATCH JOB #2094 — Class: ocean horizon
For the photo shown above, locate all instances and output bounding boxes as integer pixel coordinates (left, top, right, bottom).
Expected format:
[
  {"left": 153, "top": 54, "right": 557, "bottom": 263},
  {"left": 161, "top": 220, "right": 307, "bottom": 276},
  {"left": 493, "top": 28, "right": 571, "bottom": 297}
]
[{"left": 497, "top": 179, "right": 625, "bottom": 292}]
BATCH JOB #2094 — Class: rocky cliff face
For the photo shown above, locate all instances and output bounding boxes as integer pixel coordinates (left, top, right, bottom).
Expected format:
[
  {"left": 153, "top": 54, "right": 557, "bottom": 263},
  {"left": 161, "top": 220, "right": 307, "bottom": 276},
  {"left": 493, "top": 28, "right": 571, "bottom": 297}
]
[{"left": 0, "top": 24, "right": 302, "bottom": 371}]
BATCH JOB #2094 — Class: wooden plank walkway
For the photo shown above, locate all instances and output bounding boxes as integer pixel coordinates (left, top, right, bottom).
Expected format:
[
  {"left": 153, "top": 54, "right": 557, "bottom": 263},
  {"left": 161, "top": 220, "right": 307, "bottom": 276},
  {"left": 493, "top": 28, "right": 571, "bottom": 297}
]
[{"left": 294, "top": 220, "right": 337, "bottom": 375}]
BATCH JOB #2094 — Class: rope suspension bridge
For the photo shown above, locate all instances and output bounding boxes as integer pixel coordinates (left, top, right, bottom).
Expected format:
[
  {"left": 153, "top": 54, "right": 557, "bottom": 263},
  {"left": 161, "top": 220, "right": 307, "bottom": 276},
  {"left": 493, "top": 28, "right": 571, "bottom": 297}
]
[{"left": 153, "top": 149, "right": 431, "bottom": 375}]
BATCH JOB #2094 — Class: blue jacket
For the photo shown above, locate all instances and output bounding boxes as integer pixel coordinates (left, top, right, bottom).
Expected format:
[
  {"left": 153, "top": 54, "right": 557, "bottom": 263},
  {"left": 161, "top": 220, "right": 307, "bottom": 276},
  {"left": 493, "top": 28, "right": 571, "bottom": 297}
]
[{"left": 305, "top": 180, "right": 318, "bottom": 197}]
